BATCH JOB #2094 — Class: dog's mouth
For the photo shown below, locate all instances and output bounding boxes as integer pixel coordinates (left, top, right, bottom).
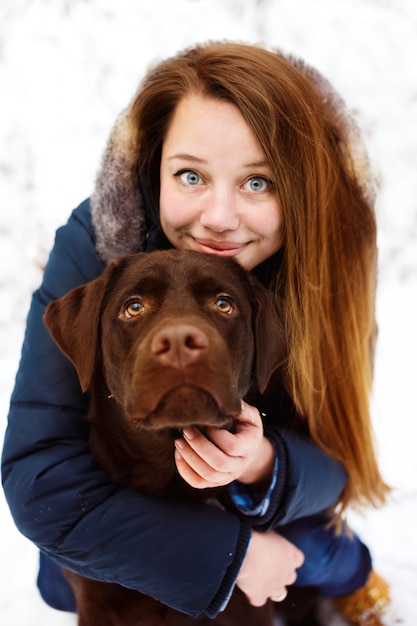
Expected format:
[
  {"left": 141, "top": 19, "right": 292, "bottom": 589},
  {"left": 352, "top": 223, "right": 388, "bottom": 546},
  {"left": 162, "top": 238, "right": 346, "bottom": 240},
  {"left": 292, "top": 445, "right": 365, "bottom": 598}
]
[{"left": 130, "top": 384, "right": 239, "bottom": 431}]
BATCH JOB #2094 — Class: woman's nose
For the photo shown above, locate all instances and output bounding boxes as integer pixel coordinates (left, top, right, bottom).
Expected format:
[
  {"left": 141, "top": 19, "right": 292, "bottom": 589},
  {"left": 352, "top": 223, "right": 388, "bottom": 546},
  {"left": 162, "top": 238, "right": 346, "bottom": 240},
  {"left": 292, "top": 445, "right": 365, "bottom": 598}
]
[{"left": 200, "top": 189, "right": 240, "bottom": 232}]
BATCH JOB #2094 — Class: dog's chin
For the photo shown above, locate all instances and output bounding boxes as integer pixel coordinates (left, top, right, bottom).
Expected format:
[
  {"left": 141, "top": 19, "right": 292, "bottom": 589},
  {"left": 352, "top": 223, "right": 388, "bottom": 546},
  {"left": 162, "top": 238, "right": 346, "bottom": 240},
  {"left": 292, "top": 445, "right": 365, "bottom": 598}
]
[{"left": 130, "top": 385, "right": 239, "bottom": 431}]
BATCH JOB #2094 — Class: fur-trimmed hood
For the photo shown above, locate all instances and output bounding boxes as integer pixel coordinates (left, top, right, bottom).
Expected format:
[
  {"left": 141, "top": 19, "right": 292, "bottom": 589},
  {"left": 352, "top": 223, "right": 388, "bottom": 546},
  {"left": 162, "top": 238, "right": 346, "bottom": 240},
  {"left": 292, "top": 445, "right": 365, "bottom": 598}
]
[
  {"left": 90, "top": 109, "right": 150, "bottom": 265},
  {"left": 90, "top": 49, "right": 374, "bottom": 266}
]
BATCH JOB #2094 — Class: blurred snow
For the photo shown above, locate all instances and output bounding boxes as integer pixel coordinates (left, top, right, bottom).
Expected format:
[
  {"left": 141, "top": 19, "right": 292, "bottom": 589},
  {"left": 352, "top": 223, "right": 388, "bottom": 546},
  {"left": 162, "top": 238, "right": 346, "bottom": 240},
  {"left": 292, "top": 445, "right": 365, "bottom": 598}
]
[{"left": 1, "top": 1, "right": 416, "bottom": 624}]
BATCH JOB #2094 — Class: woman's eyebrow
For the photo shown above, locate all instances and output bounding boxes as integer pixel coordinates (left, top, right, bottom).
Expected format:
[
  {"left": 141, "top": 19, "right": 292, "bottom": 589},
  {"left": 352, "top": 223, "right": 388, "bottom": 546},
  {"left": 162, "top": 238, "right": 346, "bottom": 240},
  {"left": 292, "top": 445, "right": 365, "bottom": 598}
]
[
  {"left": 244, "top": 160, "right": 269, "bottom": 169},
  {"left": 168, "top": 154, "right": 269, "bottom": 169},
  {"left": 168, "top": 153, "right": 207, "bottom": 163}
]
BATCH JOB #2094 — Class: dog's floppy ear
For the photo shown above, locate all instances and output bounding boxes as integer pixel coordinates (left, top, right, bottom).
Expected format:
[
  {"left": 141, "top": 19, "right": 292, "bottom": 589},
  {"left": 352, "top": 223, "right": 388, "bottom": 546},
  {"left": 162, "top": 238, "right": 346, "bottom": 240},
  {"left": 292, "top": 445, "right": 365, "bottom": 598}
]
[
  {"left": 43, "top": 263, "right": 118, "bottom": 392},
  {"left": 250, "top": 278, "right": 287, "bottom": 394}
]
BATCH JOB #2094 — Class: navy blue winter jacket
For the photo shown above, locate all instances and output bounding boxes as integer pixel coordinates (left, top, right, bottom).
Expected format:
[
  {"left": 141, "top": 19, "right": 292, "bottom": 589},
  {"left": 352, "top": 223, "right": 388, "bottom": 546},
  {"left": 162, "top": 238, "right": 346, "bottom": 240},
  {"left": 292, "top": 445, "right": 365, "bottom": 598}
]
[{"left": 2, "top": 199, "right": 347, "bottom": 618}]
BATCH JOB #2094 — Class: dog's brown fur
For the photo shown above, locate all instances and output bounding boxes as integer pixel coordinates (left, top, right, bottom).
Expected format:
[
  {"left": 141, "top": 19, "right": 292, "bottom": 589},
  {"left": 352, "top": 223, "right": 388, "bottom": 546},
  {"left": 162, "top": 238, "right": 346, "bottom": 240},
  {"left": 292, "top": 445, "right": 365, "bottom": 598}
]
[{"left": 44, "top": 250, "right": 286, "bottom": 626}]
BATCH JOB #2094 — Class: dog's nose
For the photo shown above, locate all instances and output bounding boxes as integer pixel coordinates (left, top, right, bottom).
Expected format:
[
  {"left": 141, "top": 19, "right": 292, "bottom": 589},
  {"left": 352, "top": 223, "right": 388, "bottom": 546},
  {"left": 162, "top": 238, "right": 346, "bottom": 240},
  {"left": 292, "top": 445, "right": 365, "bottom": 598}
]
[{"left": 151, "top": 324, "right": 209, "bottom": 367}]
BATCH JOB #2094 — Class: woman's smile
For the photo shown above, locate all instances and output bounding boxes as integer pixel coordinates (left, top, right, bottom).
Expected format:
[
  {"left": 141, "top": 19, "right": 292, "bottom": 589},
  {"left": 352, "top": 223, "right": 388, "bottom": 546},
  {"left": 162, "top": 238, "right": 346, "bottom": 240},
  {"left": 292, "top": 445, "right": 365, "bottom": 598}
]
[{"left": 190, "top": 237, "right": 249, "bottom": 257}]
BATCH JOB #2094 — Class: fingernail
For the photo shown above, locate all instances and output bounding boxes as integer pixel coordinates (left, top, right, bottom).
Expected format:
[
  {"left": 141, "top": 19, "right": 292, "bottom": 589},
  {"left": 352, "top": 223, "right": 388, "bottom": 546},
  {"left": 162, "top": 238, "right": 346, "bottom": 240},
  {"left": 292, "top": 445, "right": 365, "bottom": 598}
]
[
  {"left": 174, "top": 449, "right": 182, "bottom": 461},
  {"left": 175, "top": 438, "right": 184, "bottom": 449},
  {"left": 183, "top": 427, "right": 195, "bottom": 440}
]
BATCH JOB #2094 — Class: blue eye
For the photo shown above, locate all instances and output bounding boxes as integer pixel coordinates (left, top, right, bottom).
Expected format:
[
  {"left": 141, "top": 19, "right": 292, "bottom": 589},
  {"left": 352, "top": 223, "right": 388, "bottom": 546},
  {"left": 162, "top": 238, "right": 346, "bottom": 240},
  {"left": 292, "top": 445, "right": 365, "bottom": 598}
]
[
  {"left": 244, "top": 177, "right": 270, "bottom": 192},
  {"left": 178, "top": 170, "right": 203, "bottom": 186}
]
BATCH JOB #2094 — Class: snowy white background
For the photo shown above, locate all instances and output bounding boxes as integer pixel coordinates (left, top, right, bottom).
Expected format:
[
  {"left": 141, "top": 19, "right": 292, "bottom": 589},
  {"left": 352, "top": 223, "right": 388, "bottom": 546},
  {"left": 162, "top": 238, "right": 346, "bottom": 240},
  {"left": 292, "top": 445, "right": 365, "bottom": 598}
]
[{"left": 1, "top": 1, "right": 416, "bottom": 624}]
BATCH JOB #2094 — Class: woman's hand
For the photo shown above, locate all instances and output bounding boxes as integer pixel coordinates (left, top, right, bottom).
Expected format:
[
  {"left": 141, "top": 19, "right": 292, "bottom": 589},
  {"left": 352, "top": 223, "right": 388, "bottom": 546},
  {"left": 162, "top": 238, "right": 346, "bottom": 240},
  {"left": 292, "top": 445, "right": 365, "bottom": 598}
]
[
  {"left": 175, "top": 401, "right": 274, "bottom": 489},
  {"left": 236, "top": 531, "right": 305, "bottom": 607},
  {"left": 174, "top": 401, "right": 274, "bottom": 489}
]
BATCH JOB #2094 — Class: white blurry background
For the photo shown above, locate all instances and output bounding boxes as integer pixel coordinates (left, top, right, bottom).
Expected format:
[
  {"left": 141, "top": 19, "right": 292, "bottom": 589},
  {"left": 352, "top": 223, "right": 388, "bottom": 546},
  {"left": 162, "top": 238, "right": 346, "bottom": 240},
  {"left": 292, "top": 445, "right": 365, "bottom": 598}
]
[{"left": 1, "top": 1, "right": 416, "bottom": 624}]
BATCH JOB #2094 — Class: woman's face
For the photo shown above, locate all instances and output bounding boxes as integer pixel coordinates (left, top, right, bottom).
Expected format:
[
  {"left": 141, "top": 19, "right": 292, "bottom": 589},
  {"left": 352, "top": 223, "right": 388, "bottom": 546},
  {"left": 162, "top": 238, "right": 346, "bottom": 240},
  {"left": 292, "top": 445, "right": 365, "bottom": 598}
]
[{"left": 159, "top": 95, "right": 283, "bottom": 270}]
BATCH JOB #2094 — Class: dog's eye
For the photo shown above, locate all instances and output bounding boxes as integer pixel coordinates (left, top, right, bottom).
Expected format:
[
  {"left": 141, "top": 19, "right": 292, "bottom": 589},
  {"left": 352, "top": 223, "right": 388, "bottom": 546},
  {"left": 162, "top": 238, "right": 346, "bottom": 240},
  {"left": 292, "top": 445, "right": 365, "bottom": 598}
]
[
  {"left": 215, "top": 296, "right": 234, "bottom": 315},
  {"left": 122, "top": 299, "right": 144, "bottom": 319}
]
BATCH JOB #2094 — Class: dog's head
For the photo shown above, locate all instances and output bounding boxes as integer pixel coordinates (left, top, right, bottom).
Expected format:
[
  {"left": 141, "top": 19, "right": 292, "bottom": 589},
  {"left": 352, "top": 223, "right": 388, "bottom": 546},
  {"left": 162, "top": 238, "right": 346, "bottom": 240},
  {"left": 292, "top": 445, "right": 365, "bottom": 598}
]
[{"left": 44, "top": 250, "right": 286, "bottom": 431}]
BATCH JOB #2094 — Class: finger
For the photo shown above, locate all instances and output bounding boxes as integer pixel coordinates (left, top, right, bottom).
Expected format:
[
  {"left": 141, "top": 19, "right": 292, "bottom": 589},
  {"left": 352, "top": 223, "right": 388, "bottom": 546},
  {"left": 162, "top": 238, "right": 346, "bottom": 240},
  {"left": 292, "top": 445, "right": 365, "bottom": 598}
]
[
  {"left": 203, "top": 404, "right": 263, "bottom": 456},
  {"left": 244, "top": 594, "right": 269, "bottom": 607},
  {"left": 182, "top": 428, "right": 239, "bottom": 471},
  {"left": 270, "top": 588, "right": 288, "bottom": 602},
  {"left": 174, "top": 448, "right": 211, "bottom": 489},
  {"left": 204, "top": 424, "right": 257, "bottom": 458},
  {"left": 174, "top": 437, "right": 234, "bottom": 483},
  {"left": 235, "top": 401, "right": 263, "bottom": 427},
  {"left": 295, "top": 546, "right": 305, "bottom": 569},
  {"left": 203, "top": 427, "right": 245, "bottom": 457}
]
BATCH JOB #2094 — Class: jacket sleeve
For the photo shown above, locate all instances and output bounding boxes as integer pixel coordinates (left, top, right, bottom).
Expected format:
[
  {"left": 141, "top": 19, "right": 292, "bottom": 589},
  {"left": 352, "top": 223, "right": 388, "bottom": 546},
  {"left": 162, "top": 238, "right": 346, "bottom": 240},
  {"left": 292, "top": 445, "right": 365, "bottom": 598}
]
[
  {"left": 225, "top": 426, "right": 347, "bottom": 531},
  {"left": 1, "top": 200, "right": 251, "bottom": 619}
]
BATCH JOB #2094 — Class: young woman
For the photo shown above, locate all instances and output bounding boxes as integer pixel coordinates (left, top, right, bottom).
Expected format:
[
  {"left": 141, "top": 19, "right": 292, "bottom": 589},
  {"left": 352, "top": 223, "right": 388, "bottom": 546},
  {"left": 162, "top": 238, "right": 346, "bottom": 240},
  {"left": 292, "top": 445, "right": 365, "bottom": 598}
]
[{"left": 2, "top": 41, "right": 392, "bottom": 624}]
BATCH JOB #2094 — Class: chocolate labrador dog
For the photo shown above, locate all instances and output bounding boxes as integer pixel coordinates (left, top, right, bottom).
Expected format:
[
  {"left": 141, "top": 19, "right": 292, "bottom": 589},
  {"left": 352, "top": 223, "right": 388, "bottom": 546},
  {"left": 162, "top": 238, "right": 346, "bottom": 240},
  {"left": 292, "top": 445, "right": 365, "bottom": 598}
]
[{"left": 43, "top": 249, "right": 286, "bottom": 626}]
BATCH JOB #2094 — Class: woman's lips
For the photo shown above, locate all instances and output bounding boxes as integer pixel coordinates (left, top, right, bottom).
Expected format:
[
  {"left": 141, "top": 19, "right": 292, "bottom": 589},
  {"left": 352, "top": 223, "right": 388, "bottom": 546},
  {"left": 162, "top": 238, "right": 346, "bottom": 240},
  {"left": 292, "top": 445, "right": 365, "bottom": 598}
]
[{"left": 193, "top": 238, "right": 247, "bottom": 257}]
